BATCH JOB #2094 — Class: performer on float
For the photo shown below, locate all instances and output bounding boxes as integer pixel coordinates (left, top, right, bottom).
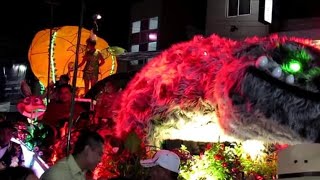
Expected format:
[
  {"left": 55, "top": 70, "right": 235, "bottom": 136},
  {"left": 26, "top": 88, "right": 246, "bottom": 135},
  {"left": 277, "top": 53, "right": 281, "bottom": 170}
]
[{"left": 78, "top": 31, "right": 105, "bottom": 94}]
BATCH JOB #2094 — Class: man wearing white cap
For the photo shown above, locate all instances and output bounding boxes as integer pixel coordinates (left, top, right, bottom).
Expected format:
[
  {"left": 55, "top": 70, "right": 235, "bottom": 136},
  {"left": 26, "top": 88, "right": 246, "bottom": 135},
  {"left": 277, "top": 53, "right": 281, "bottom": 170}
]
[{"left": 140, "top": 150, "right": 180, "bottom": 180}]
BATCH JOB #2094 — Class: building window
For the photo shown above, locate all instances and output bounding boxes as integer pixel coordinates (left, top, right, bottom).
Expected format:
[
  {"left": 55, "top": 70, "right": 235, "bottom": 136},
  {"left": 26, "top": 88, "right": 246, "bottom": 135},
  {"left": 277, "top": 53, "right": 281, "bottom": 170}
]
[
  {"left": 131, "top": 45, "right": 139, "bottom": 52},
  {"left": 131, "top": 60, "right": 139, "bottom": 65},
  {"left": 132, "top": 21, "right": 141, "bottom": 33},
  {"left": 148, "top": 42, "right": 157, "bottom": 51},
  {"left": 130, "top": 16, "right": 159, "bottom": 52},
  {"left": 228, "top": 0, "right": 251, "bottom": 17},
  {"left": 149, "top": 17, "right": 158, "bottom": 30}
]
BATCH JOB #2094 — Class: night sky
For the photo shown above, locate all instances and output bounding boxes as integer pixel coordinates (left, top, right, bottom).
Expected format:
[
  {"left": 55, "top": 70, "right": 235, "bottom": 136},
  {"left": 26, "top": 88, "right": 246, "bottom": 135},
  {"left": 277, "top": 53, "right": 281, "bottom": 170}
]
[
  {"left": 0, "top": 0, "right": 135, "bottom": 60},
  {"left": 277, "top": 0, "right": 320, "bottom": 19},
  {"left": 2, "top": 0, "right": 320, "bottom": 61}
]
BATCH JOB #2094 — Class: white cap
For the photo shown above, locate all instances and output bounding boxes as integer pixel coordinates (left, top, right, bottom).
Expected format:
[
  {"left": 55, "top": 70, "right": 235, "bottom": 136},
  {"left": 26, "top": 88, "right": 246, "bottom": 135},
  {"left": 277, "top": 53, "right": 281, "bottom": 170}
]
[
  {"left": 140, "top": 150, "right": 180, "bottom": 173},
  {"left": 277, "top": 143, "right": 320, "bottom": 179}
]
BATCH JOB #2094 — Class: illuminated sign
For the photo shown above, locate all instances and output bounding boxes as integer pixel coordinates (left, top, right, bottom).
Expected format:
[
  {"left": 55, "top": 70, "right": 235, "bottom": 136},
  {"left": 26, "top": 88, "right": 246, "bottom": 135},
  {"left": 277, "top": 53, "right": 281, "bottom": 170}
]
[{"left": 264, "top": 0, "right": 273, "bottom": 23}]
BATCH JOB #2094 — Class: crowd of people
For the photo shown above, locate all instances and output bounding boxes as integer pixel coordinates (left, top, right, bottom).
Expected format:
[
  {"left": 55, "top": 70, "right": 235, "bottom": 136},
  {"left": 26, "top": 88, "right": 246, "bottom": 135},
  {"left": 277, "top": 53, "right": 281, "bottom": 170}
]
[
  {"left": 0, "top": 120, "right": 38, "bottom": 180},
  {"left": 42, "top": 86, "right": 180, "bottom": 179},
  {"left": 0, "top": 118, "right": 181, "bottom": 180},
  {"left": 0, "top": 34, "right": 182, "bottom": 179},
  {"left": 40, "top": 130, "right": 181, "bottom": 180},
  {"left": 0, "top": 72, "right": 182, "bottom": 180}
]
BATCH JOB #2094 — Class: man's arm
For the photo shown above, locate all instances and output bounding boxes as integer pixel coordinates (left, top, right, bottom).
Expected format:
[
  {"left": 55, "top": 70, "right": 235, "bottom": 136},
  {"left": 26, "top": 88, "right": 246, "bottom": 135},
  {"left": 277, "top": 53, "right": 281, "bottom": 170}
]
[{"left": 78, "top": 56, "right": 87, "bottom": 68}]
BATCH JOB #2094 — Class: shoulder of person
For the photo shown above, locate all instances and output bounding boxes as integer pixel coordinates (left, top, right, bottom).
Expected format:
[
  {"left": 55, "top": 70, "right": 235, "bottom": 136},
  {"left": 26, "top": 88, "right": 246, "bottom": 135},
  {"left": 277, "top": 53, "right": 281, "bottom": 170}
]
[
  {"left": 40, "top": 168, "right": 70, "bottom": 180},
  {"left": 41, "top": 158, "right": 70, "bottom": 178}
]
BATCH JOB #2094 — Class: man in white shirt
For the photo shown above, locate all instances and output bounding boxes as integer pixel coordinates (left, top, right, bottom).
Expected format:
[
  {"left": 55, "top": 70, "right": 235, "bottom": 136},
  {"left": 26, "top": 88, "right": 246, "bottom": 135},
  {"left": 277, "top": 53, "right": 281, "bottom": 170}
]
[{"left": 40, "top": 130, "right": 104, "bottom": 180}]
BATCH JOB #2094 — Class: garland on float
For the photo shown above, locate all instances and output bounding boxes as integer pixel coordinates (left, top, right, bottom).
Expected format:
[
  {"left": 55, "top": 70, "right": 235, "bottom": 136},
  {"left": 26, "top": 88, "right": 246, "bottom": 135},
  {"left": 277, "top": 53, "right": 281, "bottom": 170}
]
[{"left": 49, "top": 30, "right": 57, "bottom": 83}]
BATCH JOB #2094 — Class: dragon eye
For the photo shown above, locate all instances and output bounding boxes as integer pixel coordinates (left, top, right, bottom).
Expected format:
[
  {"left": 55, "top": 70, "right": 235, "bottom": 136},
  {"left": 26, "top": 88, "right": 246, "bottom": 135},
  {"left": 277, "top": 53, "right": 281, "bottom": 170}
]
[
  {"left": 288, "top": 61, "right": 302, "bottom": 72},
  {"left": 23, "top": 97, "right": 31, "bottom": 104},
  {"left": 33, "top": 97, "right": 42, "bottom": 105},
  {"left": 282, "top": 60, "right": 302, "bottom": 74}
]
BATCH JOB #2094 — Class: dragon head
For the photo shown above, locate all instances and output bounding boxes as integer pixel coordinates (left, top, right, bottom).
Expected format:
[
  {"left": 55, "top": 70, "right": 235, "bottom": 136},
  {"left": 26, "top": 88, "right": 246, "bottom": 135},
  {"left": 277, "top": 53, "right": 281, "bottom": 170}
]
[{"left": 216, "top": 36, "right": 320, "bottom": 144}]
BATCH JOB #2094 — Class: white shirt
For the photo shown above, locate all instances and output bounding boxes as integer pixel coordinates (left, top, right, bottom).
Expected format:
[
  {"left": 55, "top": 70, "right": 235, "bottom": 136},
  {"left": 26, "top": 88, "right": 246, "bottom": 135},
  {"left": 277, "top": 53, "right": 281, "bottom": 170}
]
[{"left": 40, "top": 155, "right": 86, "bottom": 180}]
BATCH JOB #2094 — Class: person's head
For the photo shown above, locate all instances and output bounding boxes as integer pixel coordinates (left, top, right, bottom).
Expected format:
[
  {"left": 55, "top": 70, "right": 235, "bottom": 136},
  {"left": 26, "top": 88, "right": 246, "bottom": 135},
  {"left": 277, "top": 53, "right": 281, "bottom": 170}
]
[
  {"left": 104, "top": 82, "right": 117, "bottom": 94},
  {"left": 148, "top": 166, "right": 179, "bottom": 180},
  {"left": 73, "top": 130, "right": 104, "bottom": 171},
  {"left": 57, "top": 84, "right": 73, "bottom": 103},
  {"left": 0, "top": 121, "right": 16, "bottom": 147},
  {"left": 59, "top": 74, "right": 70, "bottom": 85},
  {"left": 86, "top": 38, "right": 97, "bottom": 52},
  {"left": 140, "top": 150, "right": 180, "bottom": 180},
  {"left": 0, "top": 166, "right": 38, "bottom": 180}
]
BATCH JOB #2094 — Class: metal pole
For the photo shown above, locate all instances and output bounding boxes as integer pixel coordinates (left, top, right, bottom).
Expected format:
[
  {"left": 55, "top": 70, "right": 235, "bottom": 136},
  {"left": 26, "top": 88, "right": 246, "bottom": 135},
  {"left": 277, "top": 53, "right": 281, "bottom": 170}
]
[
  {"left": 66, "top": 0, "right": 85, "bottom": 155},
  {"left": 47, "top": 4, "right": 54, "bottom": 104}
]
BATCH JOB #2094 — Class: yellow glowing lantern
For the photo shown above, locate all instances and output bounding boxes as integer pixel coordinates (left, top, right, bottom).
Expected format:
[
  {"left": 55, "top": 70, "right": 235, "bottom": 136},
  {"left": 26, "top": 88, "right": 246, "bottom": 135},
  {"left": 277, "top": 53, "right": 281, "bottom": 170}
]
[{"left": 28, "top": 26, "right": 117, "bottom": 91}]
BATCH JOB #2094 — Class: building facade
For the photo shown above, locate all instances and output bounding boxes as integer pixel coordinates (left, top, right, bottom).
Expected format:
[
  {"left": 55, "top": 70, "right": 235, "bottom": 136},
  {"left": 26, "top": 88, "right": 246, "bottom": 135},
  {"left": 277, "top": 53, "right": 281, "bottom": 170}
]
[
  {"left": 120, "top": 0, "right": 207, "bottom": 72},
  {"left": 271, "top": 0, "right": 320, "bottom": 40},
  {"left": 129, "top": 0, "right": 207, "bottom": 52},
  {"left": 206, "top": 0, "right": 269, "bottom": 39}
]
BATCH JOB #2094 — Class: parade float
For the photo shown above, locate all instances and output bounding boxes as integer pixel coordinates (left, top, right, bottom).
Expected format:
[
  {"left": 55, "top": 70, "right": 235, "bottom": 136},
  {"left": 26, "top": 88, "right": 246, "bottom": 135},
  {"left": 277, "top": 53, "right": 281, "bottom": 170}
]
[
  {"left": 27, "top": 26, "right": 122, "bottom": 96},
  {"left": 11, "top": 22, "right": 125, "bottom": 178},
  {"left": 17, "top": 22, "right": 320, "bottom": 179}
]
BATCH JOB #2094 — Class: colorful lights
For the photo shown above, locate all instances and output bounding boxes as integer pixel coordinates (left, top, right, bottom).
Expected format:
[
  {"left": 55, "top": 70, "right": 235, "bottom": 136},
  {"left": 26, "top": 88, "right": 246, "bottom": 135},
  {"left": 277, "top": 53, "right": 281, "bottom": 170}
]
[
  {"left": 49, "top": 30, "right": 57, "bottom": 83},
  {"left": 110, "top": 54, "right": 116, "bottom": 75}
]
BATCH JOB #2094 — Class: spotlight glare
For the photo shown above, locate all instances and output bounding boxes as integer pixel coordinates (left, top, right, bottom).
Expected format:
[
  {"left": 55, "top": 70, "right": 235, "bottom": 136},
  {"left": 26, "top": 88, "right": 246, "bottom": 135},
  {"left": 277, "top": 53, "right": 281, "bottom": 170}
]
[{"left": 19, "top": 65, "right": 27, "bottom": 71}]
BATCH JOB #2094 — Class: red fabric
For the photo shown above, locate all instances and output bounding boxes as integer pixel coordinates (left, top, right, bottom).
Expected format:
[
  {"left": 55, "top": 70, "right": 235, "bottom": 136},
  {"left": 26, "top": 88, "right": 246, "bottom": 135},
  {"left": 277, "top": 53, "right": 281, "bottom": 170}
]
[
  {"left": 95, "top": 92, "right": 120, "bottom": 120},
  {"left": 42, "top": 101, "right": 85, "bottom": 127}
]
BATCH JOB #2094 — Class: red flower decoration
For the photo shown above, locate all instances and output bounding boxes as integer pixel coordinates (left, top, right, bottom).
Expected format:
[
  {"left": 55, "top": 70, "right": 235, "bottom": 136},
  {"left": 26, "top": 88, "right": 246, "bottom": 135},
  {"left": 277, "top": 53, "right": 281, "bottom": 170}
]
[
  {"left": 214, "top": 154, "right": 223, "bottom": 161},
  {"left": 206, "top": 143, "right": 212, "bottom": 150}
]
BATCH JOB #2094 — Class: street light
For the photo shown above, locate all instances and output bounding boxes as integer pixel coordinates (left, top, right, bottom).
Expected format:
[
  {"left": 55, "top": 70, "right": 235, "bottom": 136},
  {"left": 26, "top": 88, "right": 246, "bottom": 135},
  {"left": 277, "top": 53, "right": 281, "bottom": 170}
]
[
  {"left": 93, "top": 14, "right": 102, "bottom": 32},
  {"left": 93, "top": 14, "right": 102, "bottom": 21}
]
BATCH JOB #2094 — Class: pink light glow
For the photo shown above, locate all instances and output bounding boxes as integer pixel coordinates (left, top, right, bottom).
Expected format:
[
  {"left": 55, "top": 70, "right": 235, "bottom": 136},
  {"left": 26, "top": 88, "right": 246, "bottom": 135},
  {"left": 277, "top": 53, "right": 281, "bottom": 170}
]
[{"left": 148, "top": 33, "right": 157, "bottom": 41}]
